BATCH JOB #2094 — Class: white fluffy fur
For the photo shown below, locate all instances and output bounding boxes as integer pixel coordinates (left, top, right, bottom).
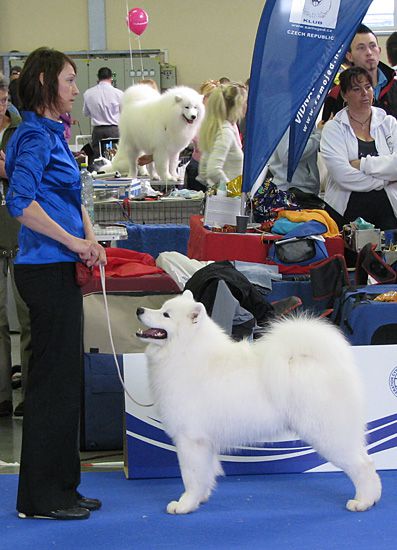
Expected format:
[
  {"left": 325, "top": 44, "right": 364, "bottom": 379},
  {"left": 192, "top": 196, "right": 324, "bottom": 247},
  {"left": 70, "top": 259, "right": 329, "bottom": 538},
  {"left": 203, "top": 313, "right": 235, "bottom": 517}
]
[
  {"left": 110, "top": 84, "right": 204, "bottom": 181},
  {"left": 137, "top": 290, "right": 381, "bottom": 515}
]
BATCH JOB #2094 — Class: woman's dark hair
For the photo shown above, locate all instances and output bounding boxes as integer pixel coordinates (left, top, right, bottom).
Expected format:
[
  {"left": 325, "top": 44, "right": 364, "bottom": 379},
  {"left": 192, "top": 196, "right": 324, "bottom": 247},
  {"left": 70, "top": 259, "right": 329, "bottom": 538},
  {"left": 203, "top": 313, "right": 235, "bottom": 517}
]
[
  {"left": 18, "top": 47, "right": 76, "bottom": 114},
  {"left": 339, "top": 66, "right": 373, "bottom": 95}
]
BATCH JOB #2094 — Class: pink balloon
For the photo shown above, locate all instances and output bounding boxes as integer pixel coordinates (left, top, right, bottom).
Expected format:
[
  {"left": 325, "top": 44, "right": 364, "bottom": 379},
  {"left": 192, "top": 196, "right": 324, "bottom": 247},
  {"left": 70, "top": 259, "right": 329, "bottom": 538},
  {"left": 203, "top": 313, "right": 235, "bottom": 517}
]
[{"left": 127, "top": 8, "right": 149, "bottom": 36}]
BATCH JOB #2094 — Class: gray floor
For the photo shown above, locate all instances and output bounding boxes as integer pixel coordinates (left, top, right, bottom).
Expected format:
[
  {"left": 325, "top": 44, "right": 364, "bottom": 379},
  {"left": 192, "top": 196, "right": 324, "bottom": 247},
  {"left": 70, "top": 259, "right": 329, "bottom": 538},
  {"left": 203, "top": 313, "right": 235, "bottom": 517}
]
[{"left": 0, "top": 334, "right": 123, "bottom": 475}]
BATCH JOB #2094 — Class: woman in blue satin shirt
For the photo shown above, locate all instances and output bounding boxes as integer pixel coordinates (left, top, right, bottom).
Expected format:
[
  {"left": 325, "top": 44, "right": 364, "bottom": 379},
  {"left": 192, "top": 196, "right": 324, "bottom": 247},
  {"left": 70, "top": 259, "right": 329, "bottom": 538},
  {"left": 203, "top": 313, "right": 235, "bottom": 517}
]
[{"left": 6, "top": 47, "right": 106, "bottom": 521}]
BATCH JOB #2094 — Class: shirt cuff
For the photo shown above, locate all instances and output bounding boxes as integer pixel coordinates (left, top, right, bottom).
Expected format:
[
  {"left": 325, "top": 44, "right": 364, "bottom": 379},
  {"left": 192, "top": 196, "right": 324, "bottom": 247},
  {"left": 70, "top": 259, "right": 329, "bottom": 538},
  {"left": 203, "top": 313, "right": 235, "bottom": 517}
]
[{"left": 6, "top": 195, "right": 33, "bottom": 217}]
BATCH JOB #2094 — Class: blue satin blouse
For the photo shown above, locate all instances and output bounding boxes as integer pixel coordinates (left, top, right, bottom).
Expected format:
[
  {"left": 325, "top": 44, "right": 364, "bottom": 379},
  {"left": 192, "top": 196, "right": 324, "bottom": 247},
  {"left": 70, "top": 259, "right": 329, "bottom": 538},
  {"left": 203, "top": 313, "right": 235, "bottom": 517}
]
[{"left": 6, "top": 111, "right": 85, "bottom": 264}]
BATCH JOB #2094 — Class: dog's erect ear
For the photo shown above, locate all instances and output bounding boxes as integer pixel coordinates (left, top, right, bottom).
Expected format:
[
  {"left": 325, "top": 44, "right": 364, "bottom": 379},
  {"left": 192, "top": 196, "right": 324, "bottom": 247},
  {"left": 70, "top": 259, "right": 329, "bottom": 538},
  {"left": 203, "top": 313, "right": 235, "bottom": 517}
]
[
  {"left": 190, "top": 302, "right": 206, "bottom": 324},
  {"left": 183, "top": 289, "right": 194, "bottom": 301},
  {"left": 174, "top": 95, "right": 183, "bottom": 103}
]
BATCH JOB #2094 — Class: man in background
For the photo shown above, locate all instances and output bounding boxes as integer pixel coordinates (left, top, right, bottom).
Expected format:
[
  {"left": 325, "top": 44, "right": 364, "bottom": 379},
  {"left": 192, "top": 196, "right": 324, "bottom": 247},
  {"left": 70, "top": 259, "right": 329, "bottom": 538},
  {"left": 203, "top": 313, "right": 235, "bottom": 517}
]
[
  {"left": 83, "top": 67, "right": 123, "bottom": 159},
  {"left": 8, "top": 65, "right": 22, "bottom": 111},
  {"left": 322, "top": 24, "right": 397, "bottom": 121},
  {"left": 386, "top": 31, "right": 397, "bottom": 71},
  {"left": 0, "top": 73, "right": 30, "bottom": 418}
]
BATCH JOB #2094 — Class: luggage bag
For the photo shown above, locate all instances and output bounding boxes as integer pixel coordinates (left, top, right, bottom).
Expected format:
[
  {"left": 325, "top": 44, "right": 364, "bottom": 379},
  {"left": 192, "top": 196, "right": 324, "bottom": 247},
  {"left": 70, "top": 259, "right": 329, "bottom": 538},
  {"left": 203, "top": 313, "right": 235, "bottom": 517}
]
[{"left": 333, "top": 284, "right": 397, "bottom": 345}]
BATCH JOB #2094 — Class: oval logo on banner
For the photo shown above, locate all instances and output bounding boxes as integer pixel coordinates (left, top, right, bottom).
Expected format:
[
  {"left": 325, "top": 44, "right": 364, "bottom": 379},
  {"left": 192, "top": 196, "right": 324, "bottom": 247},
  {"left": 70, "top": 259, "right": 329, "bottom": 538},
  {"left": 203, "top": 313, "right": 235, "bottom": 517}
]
[{"left": 389, "top": 366, "right": 397, "bottom": 397}]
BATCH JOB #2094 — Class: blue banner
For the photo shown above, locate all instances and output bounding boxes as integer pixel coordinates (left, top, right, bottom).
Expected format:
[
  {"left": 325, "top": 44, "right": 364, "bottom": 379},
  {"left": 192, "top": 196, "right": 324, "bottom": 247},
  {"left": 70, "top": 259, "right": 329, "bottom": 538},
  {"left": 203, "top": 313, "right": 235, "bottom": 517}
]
[{"left": 243, "top": 0, "right": 374, "bottom": 193}]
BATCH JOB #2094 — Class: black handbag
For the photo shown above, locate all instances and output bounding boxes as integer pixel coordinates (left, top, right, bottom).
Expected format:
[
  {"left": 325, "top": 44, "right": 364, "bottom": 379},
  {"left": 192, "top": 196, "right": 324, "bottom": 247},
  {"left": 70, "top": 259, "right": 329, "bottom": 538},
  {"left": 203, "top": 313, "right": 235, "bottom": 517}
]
[{"left": 269, "top": 236, "right": 328, "bottom": 266}]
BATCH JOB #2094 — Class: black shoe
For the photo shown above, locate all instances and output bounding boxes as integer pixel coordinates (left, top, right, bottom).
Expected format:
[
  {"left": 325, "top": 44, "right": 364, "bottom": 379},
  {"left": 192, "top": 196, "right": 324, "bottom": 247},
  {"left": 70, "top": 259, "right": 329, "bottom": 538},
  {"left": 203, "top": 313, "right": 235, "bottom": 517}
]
[
  {"left": 77, "top": 495, "right": 102, "bottom": 511},
  {"left": 0, "top": 400, "right": 13, "bottom": 417},
  {"left": 13, "top": 401, "right": 24, "bottom": 417},
  {"left": 11, "top": 365, "right": 22, "bottom": 389},
  {"left": 18, "top": 506, "right": 90, "bottom": 520}
]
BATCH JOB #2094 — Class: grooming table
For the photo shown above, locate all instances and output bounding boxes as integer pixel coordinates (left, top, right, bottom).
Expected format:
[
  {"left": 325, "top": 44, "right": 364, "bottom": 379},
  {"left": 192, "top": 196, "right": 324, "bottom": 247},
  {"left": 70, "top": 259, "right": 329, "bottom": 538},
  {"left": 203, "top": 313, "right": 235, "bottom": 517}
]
[{"left": 188, "top": 215, "right": 344, "bottom": 271}]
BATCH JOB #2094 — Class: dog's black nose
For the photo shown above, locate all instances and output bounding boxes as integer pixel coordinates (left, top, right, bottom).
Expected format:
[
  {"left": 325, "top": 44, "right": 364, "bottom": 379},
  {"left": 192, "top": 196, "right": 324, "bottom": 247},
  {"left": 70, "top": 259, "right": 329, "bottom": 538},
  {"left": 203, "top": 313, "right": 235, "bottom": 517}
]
[
  {"left": 136, "top": 307, "right": 144, "bottom": 317},
  {"left": 191, "top": 115, "right": 196, "bottom": 120}
]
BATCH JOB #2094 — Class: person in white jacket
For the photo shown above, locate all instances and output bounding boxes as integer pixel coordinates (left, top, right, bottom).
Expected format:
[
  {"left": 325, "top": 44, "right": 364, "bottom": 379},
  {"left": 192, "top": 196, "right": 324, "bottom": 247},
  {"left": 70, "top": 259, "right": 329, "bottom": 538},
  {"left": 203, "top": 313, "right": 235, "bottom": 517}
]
[
  {"left": 321, "top": 66, "right": 397, "bottom": 230},
  {"left": 268, "top": 123, "right": 324, "bottom": 196},
  {"left": 198, "top": 82, "right": 247, "bottom": 191}
]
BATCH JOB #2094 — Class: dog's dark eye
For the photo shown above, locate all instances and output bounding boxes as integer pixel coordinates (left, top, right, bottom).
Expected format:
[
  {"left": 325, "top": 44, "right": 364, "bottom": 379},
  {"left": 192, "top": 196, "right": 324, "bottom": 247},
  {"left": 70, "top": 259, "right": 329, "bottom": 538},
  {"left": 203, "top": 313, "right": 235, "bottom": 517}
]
[{"left": 163, "top": 312, "right": 170, "bottom": 318}]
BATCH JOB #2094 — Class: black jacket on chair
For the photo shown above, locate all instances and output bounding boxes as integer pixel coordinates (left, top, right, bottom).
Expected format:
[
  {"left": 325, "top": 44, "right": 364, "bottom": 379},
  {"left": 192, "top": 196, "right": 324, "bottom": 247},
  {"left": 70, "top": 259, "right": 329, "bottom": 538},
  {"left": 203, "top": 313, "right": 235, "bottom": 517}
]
[{"left": 184, "top": 261, "right": 275, "bottom": 326}]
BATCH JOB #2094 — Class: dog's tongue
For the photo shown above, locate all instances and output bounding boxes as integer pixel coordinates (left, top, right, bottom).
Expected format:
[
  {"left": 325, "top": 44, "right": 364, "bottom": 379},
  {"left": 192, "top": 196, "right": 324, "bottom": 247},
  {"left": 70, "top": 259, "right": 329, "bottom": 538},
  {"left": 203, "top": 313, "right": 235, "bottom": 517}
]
[
  {"left": 183, "top": 116, "right": 194, "bottom": 124},
  {"left": 136, "top": 328, "right": 167, "bottom": 339}
]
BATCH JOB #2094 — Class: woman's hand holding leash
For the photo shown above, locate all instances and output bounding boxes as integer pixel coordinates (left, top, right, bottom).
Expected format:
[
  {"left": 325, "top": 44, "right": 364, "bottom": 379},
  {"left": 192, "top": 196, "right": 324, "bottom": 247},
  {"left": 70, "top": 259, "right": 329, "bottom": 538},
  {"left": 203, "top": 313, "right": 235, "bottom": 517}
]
[
  {"left": 69, "top": 236, "right": 106, "bottom": 267},
  {"left": 82, "top": 241, "right": 107, "bottom": 267}
]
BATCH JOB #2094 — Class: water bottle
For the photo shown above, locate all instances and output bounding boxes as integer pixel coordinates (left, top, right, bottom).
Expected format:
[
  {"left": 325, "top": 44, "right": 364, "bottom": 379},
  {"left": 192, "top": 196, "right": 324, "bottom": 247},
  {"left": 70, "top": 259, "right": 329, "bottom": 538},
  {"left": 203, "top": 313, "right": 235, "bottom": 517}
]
[
  {"left": 80, "top": 162, "right": 95, "bottom": 224},
  {"left": 216, "top": 181, "right": 228, "bottom": 197}
]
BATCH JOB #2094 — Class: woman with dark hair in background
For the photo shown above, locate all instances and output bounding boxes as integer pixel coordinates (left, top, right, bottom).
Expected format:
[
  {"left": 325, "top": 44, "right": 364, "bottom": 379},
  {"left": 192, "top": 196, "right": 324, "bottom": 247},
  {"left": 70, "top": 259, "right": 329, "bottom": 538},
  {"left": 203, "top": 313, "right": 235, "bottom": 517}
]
[
  {"left": 321, "top": 66, "right": 397, "bottom": 230},
  {"left": 6, "top": 47, "right": 106, "bottom": 520}
]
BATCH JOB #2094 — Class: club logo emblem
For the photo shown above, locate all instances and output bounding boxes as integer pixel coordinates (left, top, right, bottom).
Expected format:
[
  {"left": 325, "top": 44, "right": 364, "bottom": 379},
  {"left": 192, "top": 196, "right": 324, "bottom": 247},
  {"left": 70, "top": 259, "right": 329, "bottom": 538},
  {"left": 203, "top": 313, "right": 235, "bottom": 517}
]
[
  {"left": 389, "top": 366, "right": 397, "bottom": 397},
  {"left": 290, "top": 0, "right": 340, "bottom": 29},
  {"left": 304, "top": 0, "right": 332, "bottom": 19}
]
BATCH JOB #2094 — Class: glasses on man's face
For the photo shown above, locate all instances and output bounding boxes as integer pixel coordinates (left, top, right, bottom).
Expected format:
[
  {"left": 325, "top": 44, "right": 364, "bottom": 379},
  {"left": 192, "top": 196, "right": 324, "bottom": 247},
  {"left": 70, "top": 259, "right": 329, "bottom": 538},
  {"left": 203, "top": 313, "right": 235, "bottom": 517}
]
[{"left": 0, "top": 97, "right": 8, "bottom": 106}]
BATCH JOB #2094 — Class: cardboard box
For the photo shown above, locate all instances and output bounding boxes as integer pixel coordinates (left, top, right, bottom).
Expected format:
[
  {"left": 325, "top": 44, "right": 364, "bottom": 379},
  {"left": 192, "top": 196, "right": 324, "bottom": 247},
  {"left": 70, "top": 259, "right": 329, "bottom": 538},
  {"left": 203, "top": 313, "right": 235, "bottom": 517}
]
[
  {"left": 353, "top": 228, "right": 381, "bottom": 251},
  {"left": 204, "top": 195, "right": 242, "bottom": 227}
]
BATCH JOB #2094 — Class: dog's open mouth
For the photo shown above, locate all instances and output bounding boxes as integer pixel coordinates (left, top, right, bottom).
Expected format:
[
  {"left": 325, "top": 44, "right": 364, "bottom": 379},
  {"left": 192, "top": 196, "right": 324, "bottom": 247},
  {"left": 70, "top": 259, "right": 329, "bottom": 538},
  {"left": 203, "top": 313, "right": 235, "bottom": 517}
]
[
  {"left": 183, "top": 115, "right": 194, "bottom": 124},
  {"left": 136, "top": 328, "right": 168, "bottom": 340}
]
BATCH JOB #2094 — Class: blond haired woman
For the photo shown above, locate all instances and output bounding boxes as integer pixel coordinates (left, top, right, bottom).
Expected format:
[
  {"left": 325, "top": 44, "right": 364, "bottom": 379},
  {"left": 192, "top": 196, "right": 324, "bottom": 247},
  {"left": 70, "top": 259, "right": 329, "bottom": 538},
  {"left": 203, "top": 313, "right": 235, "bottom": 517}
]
[
  {"left": 185, "top": 79, "right": 220, "bottom": 191},
  {"left": 198, "top": 82, "right": 247, "bottom": 191}
]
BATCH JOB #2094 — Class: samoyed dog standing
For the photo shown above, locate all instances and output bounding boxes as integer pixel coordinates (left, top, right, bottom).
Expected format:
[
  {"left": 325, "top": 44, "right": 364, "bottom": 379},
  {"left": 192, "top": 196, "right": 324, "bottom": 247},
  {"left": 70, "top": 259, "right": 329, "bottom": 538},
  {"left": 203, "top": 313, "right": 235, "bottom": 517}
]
[
  {"left": 110, "top": 84, "right": 204, "bottom": 182},
  {"left": 136, "top": 290, "right": 381, "bottom": 515}
]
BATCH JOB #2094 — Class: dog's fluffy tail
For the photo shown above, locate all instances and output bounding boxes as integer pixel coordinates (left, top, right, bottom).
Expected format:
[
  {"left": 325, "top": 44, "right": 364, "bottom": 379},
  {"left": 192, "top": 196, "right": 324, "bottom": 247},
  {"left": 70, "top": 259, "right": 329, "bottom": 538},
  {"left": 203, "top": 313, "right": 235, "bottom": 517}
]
[
  {"left": 257, "top": 315, "right": 355, "bottom": 371},
  {"left": 256, "top": 315, "right": 365, "bottom": 430},
  {"left": 122, "top": 83, "right": 160, "bottom": 107}
]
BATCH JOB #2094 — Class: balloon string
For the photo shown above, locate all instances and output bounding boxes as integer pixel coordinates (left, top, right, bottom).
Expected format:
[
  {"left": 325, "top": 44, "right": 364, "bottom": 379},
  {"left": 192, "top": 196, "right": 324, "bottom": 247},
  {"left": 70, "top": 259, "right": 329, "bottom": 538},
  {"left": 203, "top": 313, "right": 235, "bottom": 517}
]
[
  {"left": 125, "top": 0, "right": 135, "bottom": 84},
  {"left": 128, "top": 35, "right": 135, "bottom": 84},
  {"left": 137, "top": 36, "right": 144, "bottom": 74}
]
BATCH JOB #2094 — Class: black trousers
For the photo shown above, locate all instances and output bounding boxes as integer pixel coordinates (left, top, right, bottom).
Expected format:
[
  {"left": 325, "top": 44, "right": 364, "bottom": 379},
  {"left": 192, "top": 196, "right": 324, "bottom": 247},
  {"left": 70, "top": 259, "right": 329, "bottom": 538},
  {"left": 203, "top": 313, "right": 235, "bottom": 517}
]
[
  {"left": 325, "top": 189, "right": 397, "bottom": 231},
  {"left": 91, "top": 125, "right": 119, "bottom": 159},
  {"left": 344, "top": 189, "right": 397, "bottom": 230},
  {"left": 184, "top": 158, "right": 207, "bottom": 192},
  {"left": 14, "top": 262, "right": 83, "bottom": 514}
]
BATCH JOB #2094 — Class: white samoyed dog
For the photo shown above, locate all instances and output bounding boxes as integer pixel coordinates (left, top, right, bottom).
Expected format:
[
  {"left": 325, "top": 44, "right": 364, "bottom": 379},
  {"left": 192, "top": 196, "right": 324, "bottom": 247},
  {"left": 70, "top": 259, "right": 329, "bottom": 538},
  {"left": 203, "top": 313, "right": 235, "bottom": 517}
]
[
  {"left": 110, "top": 84, "right": 204, "bottom": 181},
  {"left": 136, "top": 290, "right": 381, "bottom": 515}
]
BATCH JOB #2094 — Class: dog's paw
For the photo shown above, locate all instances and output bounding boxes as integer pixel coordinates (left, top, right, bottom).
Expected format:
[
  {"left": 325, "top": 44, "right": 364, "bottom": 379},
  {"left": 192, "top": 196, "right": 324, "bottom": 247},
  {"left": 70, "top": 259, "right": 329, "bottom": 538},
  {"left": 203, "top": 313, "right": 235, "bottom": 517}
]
[
  {"left": 152, "top": 173, "right": 161, "bottom": 181},
  {"left": 200, "top": 490, "right": 211, "bottom": 504},
  {"left": 165, "top": 175, "right": 178, "bottom": 183},
  {"left": 166, "top": 499, "right": 197, "bottom": 514},
  {"left": 137, "top": 166, "right": 149, "bottom": 176},
  {"left": 346, "top": 498, "right": 376, "bottom": 512}
]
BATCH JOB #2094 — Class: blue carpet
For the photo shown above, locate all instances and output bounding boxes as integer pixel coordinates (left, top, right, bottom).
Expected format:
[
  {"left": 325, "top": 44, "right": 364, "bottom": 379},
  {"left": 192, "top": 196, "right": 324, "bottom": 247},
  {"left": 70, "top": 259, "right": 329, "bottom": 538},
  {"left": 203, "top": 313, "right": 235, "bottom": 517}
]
[{"left": 1, "top": 470, "right": 396, "bottom": 549}]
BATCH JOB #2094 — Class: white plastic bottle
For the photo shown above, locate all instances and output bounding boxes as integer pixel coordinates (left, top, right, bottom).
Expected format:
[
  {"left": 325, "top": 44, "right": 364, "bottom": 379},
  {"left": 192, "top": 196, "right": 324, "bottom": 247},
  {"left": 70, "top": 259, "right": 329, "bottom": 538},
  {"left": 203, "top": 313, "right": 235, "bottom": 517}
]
[
  {"left": 217, "top": 181, "right": 228, "bottom": 197},
  {"left": 80, "top": 162, "right": 95, "bottom": 224}
]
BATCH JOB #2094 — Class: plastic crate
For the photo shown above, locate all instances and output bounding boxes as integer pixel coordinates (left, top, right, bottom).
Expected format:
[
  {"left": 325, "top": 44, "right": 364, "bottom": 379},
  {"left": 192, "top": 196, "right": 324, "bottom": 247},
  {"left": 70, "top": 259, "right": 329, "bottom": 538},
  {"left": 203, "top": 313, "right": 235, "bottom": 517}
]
[
  {"left": 94, "top": 198, "right": 203, "bottom": 225},
  {"left": 94, "top": 202, "right": 126, "bottom": 223}
]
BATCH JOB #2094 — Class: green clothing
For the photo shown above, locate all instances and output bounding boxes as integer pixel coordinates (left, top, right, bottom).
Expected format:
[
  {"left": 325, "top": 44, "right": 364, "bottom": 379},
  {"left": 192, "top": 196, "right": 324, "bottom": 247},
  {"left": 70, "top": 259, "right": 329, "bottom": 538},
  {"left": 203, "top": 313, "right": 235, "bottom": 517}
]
[{"left": 0, "top": 109, "right": 21, "bottom": 257}]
